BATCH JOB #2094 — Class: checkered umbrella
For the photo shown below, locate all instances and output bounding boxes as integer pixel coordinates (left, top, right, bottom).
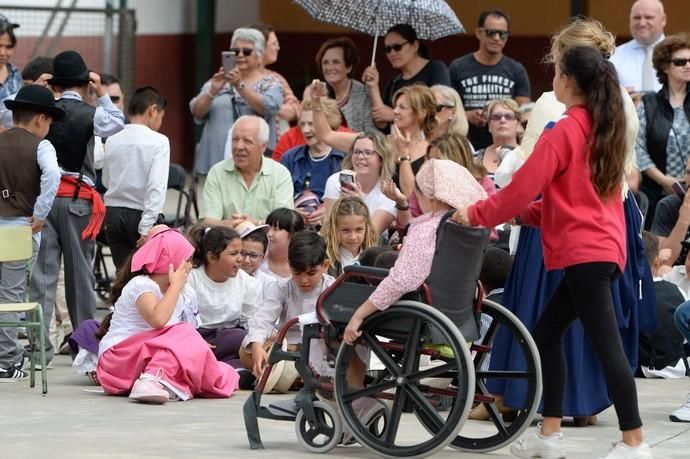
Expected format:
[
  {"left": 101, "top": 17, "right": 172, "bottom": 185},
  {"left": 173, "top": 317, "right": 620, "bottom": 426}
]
[{"left": 293, "top": 0, "right": 464, "bottom": 64}]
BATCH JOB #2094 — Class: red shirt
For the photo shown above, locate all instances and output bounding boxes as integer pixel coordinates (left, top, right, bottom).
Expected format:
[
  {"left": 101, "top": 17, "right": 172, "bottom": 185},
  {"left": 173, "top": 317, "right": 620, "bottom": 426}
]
[{"left": 468, "top": 105, "right": 626, "bottom": 272}]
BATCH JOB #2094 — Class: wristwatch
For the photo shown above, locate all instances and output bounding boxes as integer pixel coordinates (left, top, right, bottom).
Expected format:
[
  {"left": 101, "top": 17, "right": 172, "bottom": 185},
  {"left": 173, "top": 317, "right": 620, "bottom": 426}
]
[{"left": 398, "top": 155, "right": 410, "bottom": 164}]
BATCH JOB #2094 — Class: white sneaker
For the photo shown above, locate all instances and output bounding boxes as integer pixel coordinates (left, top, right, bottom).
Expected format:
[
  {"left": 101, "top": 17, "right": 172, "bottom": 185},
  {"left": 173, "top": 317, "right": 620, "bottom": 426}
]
[
  {"left": 669, "top": 393, "right": 690, "bottom": 422},
  {"left": 600, "top": 441, "right": 653, "bottom": 459},
  {"left": 510, "top": 422, "right": 566, "bottom": 459}
]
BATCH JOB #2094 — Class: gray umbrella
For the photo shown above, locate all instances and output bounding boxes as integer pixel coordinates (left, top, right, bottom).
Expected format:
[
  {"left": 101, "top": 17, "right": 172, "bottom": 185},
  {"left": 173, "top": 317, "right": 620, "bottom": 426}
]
[{"left": 293, "top": 0, "right": 464, "bottom": 64}]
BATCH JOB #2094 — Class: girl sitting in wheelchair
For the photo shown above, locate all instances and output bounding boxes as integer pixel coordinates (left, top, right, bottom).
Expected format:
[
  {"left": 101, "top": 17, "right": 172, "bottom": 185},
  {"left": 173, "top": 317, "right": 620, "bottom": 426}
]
[{"left": 343, "top": 159, "right": 487, "bottom": 345}]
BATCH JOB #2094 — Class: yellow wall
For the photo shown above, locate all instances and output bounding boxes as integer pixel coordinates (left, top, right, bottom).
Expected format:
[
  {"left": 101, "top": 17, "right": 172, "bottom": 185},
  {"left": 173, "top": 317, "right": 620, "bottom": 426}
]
[{"left": 260, "top": 0, "right": 690, "bottom": 37}]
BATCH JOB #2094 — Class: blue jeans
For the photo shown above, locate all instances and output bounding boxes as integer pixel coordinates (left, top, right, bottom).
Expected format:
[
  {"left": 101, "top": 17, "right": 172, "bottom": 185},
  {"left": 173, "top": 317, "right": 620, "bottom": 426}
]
[{"left": 674, "top": 300, "right": 690, "bottom": 342}]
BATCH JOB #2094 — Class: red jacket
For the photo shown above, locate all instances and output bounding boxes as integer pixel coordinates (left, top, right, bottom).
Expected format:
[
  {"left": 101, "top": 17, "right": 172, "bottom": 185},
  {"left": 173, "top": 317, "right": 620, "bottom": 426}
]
[{"left": 468, "top": 105, "right": 626, "bottom": 272}]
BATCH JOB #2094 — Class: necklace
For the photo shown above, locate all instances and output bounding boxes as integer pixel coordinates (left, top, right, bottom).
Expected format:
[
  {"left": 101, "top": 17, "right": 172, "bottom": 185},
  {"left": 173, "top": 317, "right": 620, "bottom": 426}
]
[
  {"left": 309, "top": 148, "right": 331, "bottom": 162},
  {"left": 335, "top": 79, "right": 353, "bottom": 107}
]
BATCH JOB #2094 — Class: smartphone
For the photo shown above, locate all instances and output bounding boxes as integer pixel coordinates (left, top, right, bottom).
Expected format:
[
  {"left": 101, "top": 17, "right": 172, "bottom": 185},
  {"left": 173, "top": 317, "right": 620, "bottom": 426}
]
[
  {"left": 339, "top": 171, "right": 356, "bottom": 188},
  {"left": 672, "top": 181, "right": 686, "bottom": 199},
  {"left": 221, "top": 51, "right": 236, "bottom": 71}
]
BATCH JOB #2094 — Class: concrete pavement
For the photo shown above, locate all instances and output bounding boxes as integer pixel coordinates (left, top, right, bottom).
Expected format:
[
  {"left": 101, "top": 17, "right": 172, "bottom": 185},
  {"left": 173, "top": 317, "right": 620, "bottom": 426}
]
[{"left": 2, "top": 355, "right": 690, "bottom": 458}]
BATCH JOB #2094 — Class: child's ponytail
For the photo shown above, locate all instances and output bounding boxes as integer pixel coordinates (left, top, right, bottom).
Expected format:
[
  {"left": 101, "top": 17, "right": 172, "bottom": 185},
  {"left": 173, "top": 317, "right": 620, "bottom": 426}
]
[{"left": 558, "top": 46, "right": 627, "bottom": 199}]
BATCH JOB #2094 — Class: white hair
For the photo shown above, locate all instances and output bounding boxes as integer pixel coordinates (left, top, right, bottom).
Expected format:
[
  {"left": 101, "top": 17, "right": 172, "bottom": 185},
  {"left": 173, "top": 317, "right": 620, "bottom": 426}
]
[
  {"left": 230, "top": 28, "right": 266, "bottom": 61},
  {"left": 234, "top": 115, "right": 269, "bottom": 145}
]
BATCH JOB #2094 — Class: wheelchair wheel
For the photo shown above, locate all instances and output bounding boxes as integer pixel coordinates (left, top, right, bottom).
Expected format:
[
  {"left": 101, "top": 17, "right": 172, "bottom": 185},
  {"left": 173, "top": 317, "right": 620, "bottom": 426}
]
[
  {"left": 294, "top": 400, "right": 343, "bottom": 454},
  {"left": 446, "top": 299, "right": 542, "bottom": 452},
  {"left": 334, "top": 301, "right": 475, "bottom": 459}
]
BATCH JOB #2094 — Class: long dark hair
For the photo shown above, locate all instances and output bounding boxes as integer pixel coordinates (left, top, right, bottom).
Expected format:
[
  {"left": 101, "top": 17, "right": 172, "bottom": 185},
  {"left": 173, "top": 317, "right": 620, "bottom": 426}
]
[
  {"left": 558, "top": 46, "right": 626, "bottom": 198},
  {"left": 188, "top": 223, "right": 240, "bottom": 268},
  {"left": 108, "top": 251, "right": 144, "bottom": 305}
]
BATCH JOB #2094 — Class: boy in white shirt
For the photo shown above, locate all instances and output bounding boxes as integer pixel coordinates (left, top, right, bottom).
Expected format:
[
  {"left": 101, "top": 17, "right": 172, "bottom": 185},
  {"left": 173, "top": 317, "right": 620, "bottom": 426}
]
[{"left": 103, "top": 86, "right": 169, "bottom": 271}]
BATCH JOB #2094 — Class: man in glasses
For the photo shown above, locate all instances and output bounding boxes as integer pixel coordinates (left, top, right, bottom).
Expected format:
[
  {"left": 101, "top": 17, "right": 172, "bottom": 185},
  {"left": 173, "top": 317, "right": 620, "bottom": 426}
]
[
  {"left": 449, "top": 9, "right": 531, "bottom": 150},
  {"left": 610, "top": 0, "right": 666, "bottom": 98}
]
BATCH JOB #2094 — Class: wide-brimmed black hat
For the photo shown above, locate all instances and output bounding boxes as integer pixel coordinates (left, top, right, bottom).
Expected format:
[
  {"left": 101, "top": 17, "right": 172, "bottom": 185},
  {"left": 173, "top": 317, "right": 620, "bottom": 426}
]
[
  {"left": 5, "top": 85, "right": 65, "bottom": 120},
  {"left": 0, "top": 14, "right": 19, "bottom": 29},
  {"left": 47, "top": 50, "right": 90, "bottom": 87}
]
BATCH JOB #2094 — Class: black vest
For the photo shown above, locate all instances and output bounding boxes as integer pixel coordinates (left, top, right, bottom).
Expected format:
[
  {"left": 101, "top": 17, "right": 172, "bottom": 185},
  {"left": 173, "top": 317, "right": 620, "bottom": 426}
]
[
  {"left": 640, "top": 86, "right": 690, "bottom": 198},
  {"left": 0, "top": 128, "right": 42, "bottom": 217},
  {"left": 47, "top": 98, "right": 96, "bottom": 182}
]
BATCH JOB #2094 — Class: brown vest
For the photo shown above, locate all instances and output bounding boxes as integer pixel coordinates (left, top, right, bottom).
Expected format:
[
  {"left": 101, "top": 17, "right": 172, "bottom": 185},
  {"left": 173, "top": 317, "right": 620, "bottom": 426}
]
[{"left": 0, "top": 127, "right": 42, "bottom": 217}]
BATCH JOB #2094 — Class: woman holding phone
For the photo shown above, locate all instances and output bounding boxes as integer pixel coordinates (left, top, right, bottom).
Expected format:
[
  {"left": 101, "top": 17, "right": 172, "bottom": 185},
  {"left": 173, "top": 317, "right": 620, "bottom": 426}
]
[
  {"left": 321, "top": 131, "right": 398, "bottom": 234},
  {"left": 189, "top": 28, "right": 283, "bottom": 175}
]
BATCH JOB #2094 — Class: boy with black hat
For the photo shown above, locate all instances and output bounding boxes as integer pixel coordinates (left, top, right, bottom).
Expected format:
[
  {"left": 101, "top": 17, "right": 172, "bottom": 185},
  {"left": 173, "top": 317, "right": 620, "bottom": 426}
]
[
  {"left": 0, "top": 85, "right": 62, "bottom": 380},
  {"left": 28, "top": 50, "right": 124, "bottom": 366}
]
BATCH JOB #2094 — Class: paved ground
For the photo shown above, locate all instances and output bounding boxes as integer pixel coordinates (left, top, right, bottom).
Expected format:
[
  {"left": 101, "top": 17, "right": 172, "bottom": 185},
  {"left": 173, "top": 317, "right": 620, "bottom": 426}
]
[{"left": 2, "top": 356, "right": 690, "bottom": 459}]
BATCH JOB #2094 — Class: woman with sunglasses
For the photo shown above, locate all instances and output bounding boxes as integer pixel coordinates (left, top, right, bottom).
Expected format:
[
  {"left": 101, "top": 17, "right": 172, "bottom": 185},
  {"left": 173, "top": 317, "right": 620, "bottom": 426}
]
[
  {"left": 190, "top": 28, "right": 283, "bottom": 175},
  {"left": 475, "top": 98, "right": 520, "bottom": 184},
  {"left": 637, "top": 34, "right": 690, "bottom": 231},
  {"left": 430, "top": 84, "right": 469, "bottom": 140},
  {"left": 362, "top": 23, "right": 450, "bottom": 130}
]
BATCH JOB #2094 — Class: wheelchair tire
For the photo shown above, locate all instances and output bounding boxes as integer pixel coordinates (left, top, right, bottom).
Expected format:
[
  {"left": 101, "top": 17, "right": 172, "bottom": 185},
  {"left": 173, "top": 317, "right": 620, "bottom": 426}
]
[
  {"left": 294, "top": 400, "right": 343, "bottom": 454},
  {"left": 334, "top": 301, "right": 475, "bottom": 459},
  {"left": 446, "top": 299, "right": 542, "bottom": 453}
]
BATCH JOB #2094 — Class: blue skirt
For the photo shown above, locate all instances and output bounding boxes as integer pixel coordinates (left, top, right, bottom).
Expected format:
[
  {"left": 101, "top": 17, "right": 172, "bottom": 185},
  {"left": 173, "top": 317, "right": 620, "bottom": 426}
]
[{"left": 487, "top": 192, "right": 656, "bottom": 416}]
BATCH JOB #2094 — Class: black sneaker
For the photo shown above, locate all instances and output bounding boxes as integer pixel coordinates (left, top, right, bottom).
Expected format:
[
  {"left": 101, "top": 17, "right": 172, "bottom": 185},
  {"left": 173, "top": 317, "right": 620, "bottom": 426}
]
[
  {"left": 0, "top": 366, "right": 28, "bottom": 382},
  {"left": 238, "top": 369, "right": 256, "bottom": 390}
]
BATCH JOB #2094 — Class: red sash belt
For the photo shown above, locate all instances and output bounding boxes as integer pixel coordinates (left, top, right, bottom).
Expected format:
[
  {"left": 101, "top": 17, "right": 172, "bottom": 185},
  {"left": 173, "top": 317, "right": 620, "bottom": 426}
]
[{"left": 56, "top": 175, "right": 105, "bottom": 240}]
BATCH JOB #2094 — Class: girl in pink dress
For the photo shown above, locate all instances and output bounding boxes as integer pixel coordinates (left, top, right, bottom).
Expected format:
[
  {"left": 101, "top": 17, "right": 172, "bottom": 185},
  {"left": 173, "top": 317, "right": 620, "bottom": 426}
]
[{"left": 96, "top": 227, "right": 239, "bottom": 404}]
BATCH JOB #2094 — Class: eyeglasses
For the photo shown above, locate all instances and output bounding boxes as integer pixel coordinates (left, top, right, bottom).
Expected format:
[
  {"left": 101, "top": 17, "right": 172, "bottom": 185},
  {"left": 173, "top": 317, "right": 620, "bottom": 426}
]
[
  {"left": 480, "top": 28, "right": 510, "bottom": 40},
  {"left": 671, "top": 58, "right": 690, "bottom": 67},
  {"left": 490, "top": 112, "right": 518, "bottom": 122},
  {"left": 230, "top": 47, "right": 254, "bottom": 57},
  {"left": 240, "top": 250, "right": 263, "bottom": 260},
  {"left": 384, "top": 41, "right": 409, "bottom": 54},
  {"left": 110, "top": 96, "right": 121, "bottom": 103},
  {"left": 436, "top": 104, "right": 455, "bottom": 112},
  {"left": 352, "top": 148, "right": 377, "bottom": 157}
]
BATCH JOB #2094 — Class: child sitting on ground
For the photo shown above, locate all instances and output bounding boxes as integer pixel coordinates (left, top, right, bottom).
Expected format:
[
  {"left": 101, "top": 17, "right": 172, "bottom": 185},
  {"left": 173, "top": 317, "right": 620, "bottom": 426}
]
[
  {"left": 240, "top": 230, "right": 334, "bottom": 378},
  {"left": 236, "top": 221, "right": 273, "bottom": 290},
  {"left": 321, "top": 196, "right": 379, "bottom": 277},
  {"left": 187, "top": 224, "right": 261, "bottom": 389},
  {"left": 639, "top": 231, "right": 686, "bottom": 379},
  {"left": 260, "top": 208, "right": 305, "bottom": 280},
  {"left": 97, "top": 226, "right": 240, "bottom": 404}
]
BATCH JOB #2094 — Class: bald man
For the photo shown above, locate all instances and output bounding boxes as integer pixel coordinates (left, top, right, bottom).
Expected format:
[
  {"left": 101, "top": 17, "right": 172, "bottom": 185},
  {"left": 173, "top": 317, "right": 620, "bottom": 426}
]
[{"left": 610, "top": 0, "right": 667, "bottom": 95}]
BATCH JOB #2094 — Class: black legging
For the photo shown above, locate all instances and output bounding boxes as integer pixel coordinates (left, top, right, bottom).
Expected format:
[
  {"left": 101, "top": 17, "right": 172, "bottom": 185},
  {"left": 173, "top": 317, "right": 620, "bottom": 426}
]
[{"left": 532, "top": 262, "right": 642, "bottom": 431}]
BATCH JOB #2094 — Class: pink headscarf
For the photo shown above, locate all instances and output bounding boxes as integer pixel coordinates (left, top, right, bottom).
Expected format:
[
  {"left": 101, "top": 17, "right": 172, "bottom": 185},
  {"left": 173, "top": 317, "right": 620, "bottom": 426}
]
[
  {"left": 131, "top": 227, "right": 194, "bottom": 274},
  {"left": 415, "top": 159, "right": 488, "bottom": 210}
]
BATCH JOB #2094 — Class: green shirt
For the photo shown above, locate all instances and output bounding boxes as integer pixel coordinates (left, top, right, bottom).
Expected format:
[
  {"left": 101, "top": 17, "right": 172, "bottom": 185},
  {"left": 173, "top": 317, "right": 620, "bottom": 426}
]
[{"left": 201, "top": 157, "right": 294, "bottom": 221}]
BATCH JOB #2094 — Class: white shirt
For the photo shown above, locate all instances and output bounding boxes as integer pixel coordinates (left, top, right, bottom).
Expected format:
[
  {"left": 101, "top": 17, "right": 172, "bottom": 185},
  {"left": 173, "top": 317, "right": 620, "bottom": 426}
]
[
  {"left": 187, "top": 266, "right": 261, "bottom": 329},
  {"left": 98, "top": 275, "right": 198, "bottom": 356},
  {"left": 662, "top": 266, "right": 690, "bottom": 300},
  {"left": 610, "top": 36, "right": 665, "bottom": 93},
  {"left": 322, "top": 173, "right": 397, "bottom": 218},
  {"left": 103, "top": 124, "right": 170, "bottom": 235}
]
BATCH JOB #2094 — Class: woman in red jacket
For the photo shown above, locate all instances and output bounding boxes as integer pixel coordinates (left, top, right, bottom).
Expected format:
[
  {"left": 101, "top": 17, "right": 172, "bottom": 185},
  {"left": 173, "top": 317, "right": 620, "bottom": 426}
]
[{"left": 455, "top": 46, "right": 651, "bottom": 459}]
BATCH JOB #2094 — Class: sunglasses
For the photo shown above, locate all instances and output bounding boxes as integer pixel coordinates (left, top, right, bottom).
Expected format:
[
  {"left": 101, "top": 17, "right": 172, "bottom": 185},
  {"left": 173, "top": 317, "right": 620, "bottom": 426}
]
[
  {"left": 490, "top": 112, "right": 518, "bottom": 122},
  {"left": 436, "top": 104, "right": 455, "bottom": 112},
  {"left": 110, "top": 96, "right": 121, "bottom": 103},
  {"left": 384, "top": 41, "right": 409, "bottom": 54},
  {"left": 671, "top": 58, "right": 690, "bottom": 67},
  {"left": 230, "top": 47, "right": 254, "bottom": 57},
  {"left": 480, "top": 28, "right": 510, "bottom": 40}
]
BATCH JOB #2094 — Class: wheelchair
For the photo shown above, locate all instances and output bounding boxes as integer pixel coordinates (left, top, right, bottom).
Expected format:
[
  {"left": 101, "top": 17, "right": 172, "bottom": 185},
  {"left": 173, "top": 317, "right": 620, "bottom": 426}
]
[{"left": 243, "top": 222, "right": 542, "bottom": 458}]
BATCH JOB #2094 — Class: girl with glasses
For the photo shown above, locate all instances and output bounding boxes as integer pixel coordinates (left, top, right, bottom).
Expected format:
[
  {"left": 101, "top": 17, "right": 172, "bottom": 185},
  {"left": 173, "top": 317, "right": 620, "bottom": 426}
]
[
  {"left": 189, "top": 28, "right": 283, "bottom": 175},
  {"left": 361, "top": 23, "right": 450, "bottom": 130}
]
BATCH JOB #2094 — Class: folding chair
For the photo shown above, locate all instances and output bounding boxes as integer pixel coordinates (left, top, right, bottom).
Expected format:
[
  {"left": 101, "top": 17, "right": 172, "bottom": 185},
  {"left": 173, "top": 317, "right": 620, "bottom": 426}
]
[
  {"left": 164, "top": 163, "right": 191, "bottom": 229},
  {"left": 0, "top": 225, "right": 47, "bottom": 394}
]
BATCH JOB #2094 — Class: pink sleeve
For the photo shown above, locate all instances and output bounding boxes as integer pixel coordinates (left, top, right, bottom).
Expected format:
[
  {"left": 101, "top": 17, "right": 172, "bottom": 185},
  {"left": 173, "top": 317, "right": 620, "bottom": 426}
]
[{"left": 369, "top": 219, "right": 438, "bottom": 310}]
